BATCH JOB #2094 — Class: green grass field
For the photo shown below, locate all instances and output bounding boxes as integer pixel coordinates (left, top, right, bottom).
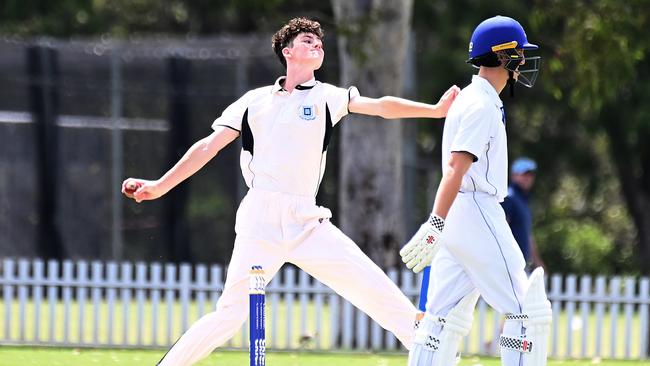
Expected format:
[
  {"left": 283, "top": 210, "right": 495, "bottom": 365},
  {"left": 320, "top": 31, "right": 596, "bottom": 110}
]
[{"left": 1, "top": 347, "right": 649, "bottom": 366}]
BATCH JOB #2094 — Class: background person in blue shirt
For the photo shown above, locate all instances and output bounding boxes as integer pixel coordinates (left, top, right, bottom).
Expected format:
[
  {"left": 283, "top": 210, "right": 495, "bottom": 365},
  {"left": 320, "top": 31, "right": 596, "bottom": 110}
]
[{"left": 501, "top": 157, "right": 545, "bottom": 272}]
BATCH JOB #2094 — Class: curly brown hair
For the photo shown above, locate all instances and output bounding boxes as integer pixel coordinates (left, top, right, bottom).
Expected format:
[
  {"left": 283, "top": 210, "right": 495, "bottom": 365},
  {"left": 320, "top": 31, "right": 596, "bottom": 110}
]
[{"left": 272, "top": 17, "right": 324, "bottom": 69}]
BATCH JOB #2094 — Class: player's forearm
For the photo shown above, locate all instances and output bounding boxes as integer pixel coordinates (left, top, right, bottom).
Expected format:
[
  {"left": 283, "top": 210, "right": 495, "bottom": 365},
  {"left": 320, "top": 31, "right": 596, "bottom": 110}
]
[
  {"left": 431, "top": 167, "right": 464, "bottom": 219},
  {"left": 156, "top": 137, "right": 219, "bottom": 194},
  {"left": 375, "top": 96, "right": 444, "bottom": 119}
]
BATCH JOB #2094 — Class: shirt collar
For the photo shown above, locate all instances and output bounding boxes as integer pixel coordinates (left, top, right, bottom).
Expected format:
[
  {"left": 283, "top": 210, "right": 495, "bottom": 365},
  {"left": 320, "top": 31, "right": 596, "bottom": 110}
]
[
  {"left": 472, "top": 75, "right": 503, "bottom": 108},
  {"left": 271, "top": 76, "right": 317, "bottom": 93}
]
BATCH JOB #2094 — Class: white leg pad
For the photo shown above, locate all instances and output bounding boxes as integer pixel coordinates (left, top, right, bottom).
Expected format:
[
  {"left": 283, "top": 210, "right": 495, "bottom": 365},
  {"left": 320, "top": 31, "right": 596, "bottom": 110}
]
[
  {"left": 432, "top": 289, "right": 479, "bottom": 366},
  {"left": 408, "top": 290, "right": 479, "bottom": 366},
  {"left": 500, "top": 267, "right": 552, "bottom": 366}
]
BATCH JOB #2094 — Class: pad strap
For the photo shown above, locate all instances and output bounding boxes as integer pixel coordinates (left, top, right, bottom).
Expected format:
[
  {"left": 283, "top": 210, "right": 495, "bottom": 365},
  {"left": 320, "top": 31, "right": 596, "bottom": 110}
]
[
  {"left": 499, "top": 334, "right": 533, "bottom": 353},
  {"left": 504, "top": 313, "right": 529, "bottom": 322},
  {"left": 414, "top": 332, "right": 441, "bottom": 352},
  {"left": 424, "top": 313, "right": 447, "bottom": 326}
]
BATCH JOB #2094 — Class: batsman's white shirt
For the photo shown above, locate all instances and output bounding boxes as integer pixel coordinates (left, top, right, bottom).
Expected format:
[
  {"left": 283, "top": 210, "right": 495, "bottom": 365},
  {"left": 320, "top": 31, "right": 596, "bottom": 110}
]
[
  {"left": 157, "top": 77, "right": 416, "bottom": 366},
  {"left": 442, "top": 75, "right": 508, "bottom": 201}
]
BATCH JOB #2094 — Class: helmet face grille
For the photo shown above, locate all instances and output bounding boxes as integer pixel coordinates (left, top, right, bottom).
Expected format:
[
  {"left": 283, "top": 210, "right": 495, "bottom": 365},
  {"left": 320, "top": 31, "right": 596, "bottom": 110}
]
[
  {"left": 512, "top": 55, "right": 541, "bottom": 87},
  {"left": 500, "top": 49, "right": 541, "bottom": 88}
]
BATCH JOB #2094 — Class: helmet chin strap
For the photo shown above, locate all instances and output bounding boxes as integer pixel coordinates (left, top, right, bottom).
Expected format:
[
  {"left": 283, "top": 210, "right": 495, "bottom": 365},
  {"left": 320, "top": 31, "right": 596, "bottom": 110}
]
[{"left": 508, "top": 70, "right": 515, "bottom": 98}]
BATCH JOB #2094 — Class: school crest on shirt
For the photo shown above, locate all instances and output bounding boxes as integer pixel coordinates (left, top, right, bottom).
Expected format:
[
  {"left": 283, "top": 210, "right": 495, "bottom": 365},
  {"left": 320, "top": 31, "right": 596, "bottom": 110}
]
[{"left": 298, "top": 104, "right": 318, "bottom": 121}]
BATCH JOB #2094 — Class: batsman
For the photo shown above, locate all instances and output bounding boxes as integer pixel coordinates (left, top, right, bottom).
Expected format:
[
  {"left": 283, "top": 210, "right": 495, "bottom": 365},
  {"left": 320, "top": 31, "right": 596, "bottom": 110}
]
[{"left": 400, "top": 16, "right": 552, "bottom": 366}]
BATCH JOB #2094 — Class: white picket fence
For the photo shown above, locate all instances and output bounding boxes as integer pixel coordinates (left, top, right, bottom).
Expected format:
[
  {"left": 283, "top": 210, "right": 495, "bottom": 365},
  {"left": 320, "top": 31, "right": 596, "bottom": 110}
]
[{"left": 1, "top": 258, "right": 648, "bottom": 360}]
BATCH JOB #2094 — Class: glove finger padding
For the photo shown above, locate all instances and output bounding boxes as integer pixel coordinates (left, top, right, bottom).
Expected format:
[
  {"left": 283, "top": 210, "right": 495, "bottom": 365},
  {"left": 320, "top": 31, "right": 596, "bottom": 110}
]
[
  {"left": 401, "top": 242, "right": 422, "bottom": 264},
  {"left": 405, "top": 248, "right": 423, "bottom": 270},
  {"left": 413, "top": 250, "right": 434, "bottom": 273},
  {"left": 401, "top": 215, "right": 445, "bottom": 273},
  {"left": 399, "top": 241, "right": 417, "bottom": 263},
  {"left": 400, "top": 224, "right": 427, "bottom": 262}
]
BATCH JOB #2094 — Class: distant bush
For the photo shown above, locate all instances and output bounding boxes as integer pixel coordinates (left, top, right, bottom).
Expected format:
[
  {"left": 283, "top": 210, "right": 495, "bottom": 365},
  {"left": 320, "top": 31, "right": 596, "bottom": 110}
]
[{"left": 535, "top": 218, "right": 616, "bottom": 275}]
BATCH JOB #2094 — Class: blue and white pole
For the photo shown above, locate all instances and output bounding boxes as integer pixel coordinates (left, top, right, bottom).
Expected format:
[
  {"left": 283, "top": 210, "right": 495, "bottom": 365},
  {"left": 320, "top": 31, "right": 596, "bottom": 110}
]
[
  {"left": 249, "top": 266, "right": 266, "bottom": 366},
  {"left": 414, "top": 266, "right": 431, "bottom": 329}
]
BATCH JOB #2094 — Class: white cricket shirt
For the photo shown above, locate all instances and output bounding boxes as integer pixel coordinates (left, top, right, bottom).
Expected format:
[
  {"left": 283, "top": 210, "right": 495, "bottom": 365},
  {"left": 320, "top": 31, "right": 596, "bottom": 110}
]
[
  {"left": 212, "top": 77, "right": 359, "bottom": 197},
  {"left": 441, "top": 75, "right": 508, "bottom": 201}
]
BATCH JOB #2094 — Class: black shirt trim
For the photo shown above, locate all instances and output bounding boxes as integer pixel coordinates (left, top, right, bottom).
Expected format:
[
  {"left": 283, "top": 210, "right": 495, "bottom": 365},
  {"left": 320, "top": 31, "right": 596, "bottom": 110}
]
[
  {"left": 241, "top": 108, "right": 253, "bottom": 154},
  {"left": 323, "top": 103, "right": 333, "bottom": 152}
]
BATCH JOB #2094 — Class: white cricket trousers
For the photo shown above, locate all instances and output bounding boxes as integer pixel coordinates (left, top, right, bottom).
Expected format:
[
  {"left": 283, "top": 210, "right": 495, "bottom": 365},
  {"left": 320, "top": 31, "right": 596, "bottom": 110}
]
[
  {"left": 157, "top": 188, "right": 417, "bottom": 366},
  {"left": 424, "top": 191, "right": 528, "bottom": 366}
]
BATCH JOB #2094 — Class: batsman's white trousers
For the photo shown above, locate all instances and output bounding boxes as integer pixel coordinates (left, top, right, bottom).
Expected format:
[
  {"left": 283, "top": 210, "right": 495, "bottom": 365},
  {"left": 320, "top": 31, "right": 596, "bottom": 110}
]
[
  {"left": 424, "top": 191, "right": 528, "bottom": 366},
  {"left": 157, "top": 188, "right": 417, "bottom": 366}
]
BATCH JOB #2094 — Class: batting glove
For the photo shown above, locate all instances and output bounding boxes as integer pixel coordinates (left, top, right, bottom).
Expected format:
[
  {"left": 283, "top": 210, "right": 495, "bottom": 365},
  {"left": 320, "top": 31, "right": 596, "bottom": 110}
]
[{"left": 399, "top": 214, "right": 445, "bottom": 273}]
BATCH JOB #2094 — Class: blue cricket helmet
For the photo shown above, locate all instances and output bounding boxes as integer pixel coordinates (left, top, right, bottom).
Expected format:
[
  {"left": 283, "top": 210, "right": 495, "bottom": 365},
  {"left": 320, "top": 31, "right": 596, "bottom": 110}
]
[
  {"left": 467, "top": 16, "right": 541, "bottom": 89},
  {"left": 468, "top": 16, "right": 537, "bottom": 59}
]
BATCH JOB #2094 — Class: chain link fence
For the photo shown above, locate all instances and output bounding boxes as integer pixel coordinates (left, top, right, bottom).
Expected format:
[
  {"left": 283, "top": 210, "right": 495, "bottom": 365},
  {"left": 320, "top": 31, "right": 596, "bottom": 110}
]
[{"left": 0, "top": 35, "right": 342, "bottom": 264}]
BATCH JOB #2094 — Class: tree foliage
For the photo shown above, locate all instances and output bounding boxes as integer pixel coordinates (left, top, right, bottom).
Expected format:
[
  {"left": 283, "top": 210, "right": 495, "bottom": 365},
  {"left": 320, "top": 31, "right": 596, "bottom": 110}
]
[
  {"left": 0, "top": 0, "right": 333, "bottom": 36},
  {"left": 529, "top": 0, "right": 650, "bottom": 274}
]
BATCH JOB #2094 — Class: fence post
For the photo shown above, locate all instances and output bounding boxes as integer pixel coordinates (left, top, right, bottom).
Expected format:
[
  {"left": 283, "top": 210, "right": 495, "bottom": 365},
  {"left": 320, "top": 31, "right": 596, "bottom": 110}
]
[
  {"left": 106, "top": 262, "right": 118, "bottom": 346},
  {"left": 121, "top": 262, "right": 133, "bottom": 345},
  {"left": 285, "top": 267, "right": 295, "bottom": 349},
  {"left": 298, "top": 270, "right": 309, "bottom": 347},
  {"left": 314, "top": 279, "right": 325, "bottom": 349},
  {"left": 62, "top": 260, "right": 73, "bottom": 344},
  {"left": 33, "top": 259, "right": 44, "bottom": 343},
  {"left": 77, "top": 260, "right": 89, "bottom": 345},
  {"left": 91, "top": 261, "right": 103, "bottom": 345},
  {"left": 151, "top": 263, "right": 162, "bottom": 346},
  {"left": 165, "top": 56, "right": 192, "bottom": 263},
  {"left": 47, "top": 260, "right": 58, "bottom": 343},
  {"left": 579, "top": 275, "right": 592, "bottom": 358},
  {"left": 3, "top": 258, "right": 15, "bottom": 341},
  {"left": 135, "top": 262, "right": 146, "bottom": 346},
  {"left": 624, "top": 277, "right": 635, "bottom": 358},
  {"left": 328, "top": 284, "right": 339, "bottom": 350},
  {"left": 565, "top": 274, "right": 576, "bottom": 358},
  {"left": 27, "top": 45, "right": 62, "bottom": 260},
  {"left": 640, "top": 277, "right": 649, "bottom": 358},
  {"left": 164, "top": 263, "right": 176, "bottom": 345},
  {"left": 18, "top": 259, "right": 29, "bottom": 342},
  {"left": 195, "top": 264, "right": 207, "bottom": 319},
  {"left": 610, "top": 276, "right": 622, "bottom": 358},
  {"left": 594, "top": 275, "right": 606, "bottom": 358}
]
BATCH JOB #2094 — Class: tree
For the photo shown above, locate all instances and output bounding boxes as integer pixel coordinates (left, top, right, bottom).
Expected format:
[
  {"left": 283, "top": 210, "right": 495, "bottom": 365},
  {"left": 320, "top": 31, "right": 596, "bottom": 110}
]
[
  {"left": 530, "top": 0, "right": 650, "bottom": 274},
  {"left": 331, "top": 0, "right": 413, "bottom": 268}
]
